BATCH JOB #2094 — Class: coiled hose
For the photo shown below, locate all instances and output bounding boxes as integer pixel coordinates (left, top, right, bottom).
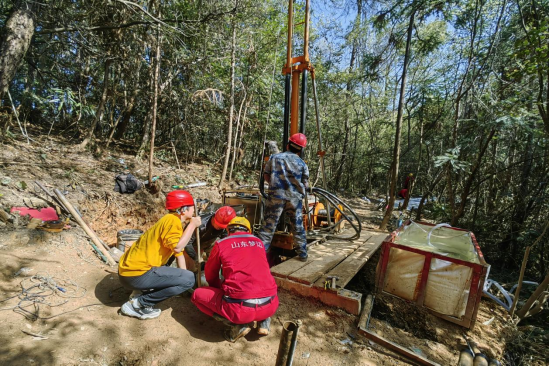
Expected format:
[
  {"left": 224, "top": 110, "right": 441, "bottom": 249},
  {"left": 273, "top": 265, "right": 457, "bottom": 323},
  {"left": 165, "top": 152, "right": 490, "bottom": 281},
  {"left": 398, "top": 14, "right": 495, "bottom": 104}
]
[{"left": 311, "top": 187, "right": 362, "bottom": 240}]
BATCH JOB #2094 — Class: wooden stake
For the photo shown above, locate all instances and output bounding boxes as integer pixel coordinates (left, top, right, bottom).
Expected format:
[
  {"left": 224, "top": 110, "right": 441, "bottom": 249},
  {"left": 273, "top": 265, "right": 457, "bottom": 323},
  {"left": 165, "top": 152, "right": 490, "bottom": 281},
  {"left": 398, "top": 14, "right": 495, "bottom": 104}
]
[
  {"left": 194, "top": 201, "right": 202, "bottom": 287},
  {"left": 54, "top": 189, "right": 116, "bottom": 266}
]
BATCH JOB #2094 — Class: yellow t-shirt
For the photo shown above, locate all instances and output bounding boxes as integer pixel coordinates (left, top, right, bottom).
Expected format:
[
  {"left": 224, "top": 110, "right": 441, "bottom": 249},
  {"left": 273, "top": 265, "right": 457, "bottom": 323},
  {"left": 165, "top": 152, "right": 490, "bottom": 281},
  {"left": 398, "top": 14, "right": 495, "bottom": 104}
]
[{"left": 119, "top": 213, "right": 184, "bottom": 277}]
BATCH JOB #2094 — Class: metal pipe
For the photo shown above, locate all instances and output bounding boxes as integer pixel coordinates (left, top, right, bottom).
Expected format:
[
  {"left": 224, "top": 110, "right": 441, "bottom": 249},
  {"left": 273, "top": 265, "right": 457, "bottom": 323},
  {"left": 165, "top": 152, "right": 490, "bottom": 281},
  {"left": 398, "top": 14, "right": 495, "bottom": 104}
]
[
  {"left": 286, "top": 320, "right": 302, "bottom": 366},
  {"left": 303, "top": 0, "right": 310, "bottom": 60},
  {"left": 310, "top": 73, "right": 331, "bottom": 224},
  {"left": 286, "top": 0, "right": 293, "bottom": 68},
  {"left": 300, "top": 70, "right": 308, "bottom": 136},
  {"left": 283, "top": 74, "right": 291, "bottom": 150},
  {"left": 275, "top": 320, "right": 301, "bottom": 366},
  {"left": 291, "top": 71, "right": 300, "bottom": 135}
]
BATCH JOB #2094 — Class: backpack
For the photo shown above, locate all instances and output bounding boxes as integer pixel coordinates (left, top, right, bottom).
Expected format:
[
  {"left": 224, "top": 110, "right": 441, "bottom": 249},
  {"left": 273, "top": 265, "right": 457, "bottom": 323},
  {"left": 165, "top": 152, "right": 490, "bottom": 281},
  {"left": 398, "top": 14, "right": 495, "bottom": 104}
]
[{"left": 114, "top": 173, "right": 143, "bottom": 194}]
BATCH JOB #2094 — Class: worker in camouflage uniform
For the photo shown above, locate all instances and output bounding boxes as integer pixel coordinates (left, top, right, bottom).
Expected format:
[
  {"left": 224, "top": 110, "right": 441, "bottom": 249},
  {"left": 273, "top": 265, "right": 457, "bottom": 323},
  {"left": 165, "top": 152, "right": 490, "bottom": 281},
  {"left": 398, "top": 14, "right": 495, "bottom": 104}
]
[{"left": 258, "top": 133, "right": 309, "bottom": 263}]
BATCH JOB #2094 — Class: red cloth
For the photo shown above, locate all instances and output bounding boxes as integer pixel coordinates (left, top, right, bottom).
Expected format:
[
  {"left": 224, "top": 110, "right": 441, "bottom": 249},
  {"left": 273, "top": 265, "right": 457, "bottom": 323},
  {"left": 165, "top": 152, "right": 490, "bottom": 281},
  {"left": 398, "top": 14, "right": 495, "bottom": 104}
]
[
  {"left": 10, "top": 207, "right": 59, "bottom": 221},
  {"left": 192, "top": 287, "right": 279, "bottom": 324},
  {"left": 398, "top": 189, "right": 408, "bottom": 199},
  {"left": 203, "top": 232, "right": 277, "bottom": 299},
  {"left": 191, "top": 232, "right": 279, "bottom": 324}
]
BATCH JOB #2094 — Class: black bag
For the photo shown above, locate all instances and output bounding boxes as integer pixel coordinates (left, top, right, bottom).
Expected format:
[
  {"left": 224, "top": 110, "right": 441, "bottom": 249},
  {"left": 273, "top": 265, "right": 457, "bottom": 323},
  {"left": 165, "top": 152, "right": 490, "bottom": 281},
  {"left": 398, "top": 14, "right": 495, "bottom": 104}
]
[{"left": 114, "top": 173, "right": 143, "bottom": 194}]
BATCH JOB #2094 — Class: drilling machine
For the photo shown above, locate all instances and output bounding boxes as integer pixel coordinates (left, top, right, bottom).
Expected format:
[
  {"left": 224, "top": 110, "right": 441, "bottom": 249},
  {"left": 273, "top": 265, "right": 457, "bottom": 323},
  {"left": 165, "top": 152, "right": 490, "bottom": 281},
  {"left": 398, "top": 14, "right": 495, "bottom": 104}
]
[{"left": 223, "top": 0, "right": 361, "bottom": 259}]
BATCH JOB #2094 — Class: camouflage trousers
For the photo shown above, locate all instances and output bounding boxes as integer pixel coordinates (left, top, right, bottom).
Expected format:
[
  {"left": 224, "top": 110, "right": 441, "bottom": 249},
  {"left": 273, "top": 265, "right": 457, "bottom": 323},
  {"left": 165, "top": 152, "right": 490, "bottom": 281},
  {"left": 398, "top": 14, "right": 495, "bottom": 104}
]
[{"left": 258, "top": 196, "right": 307, "bottom": 258}]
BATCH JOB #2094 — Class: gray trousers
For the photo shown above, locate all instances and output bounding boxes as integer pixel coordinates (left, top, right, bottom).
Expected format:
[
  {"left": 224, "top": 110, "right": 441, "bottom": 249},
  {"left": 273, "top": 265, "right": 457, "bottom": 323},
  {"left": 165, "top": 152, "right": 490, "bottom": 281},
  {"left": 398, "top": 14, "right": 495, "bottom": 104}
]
[{"left": 119, "top": 266, "right": 195, "bottom": 307}]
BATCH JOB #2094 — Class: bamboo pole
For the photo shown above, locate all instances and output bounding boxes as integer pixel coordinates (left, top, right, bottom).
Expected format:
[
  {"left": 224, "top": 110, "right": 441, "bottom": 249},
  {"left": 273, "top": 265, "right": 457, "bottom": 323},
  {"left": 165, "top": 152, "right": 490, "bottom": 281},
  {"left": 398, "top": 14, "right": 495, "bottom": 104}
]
[
  {"left": 54, "top": 189, "right": 116, "bottom": 266},
  {"left": 510, "top": 221, "right": 549, "bottom": 317}
]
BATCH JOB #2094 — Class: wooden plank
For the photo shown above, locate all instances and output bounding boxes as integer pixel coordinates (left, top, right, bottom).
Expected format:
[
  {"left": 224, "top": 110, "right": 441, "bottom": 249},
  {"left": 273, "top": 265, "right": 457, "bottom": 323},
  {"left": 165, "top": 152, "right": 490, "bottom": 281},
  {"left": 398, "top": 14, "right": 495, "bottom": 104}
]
[
  {"left": 288, "top": 241, "right": 359, "bottom": 284},
  {"left": 313, "top": 232, "right": 387, "bottom": 289},
  {"left": 357, "top": 327, "right": 441, "bottom": 366},
  {"left": 271, "top": 242, "right": 338, "bottom": 278},
  {"left": 275, "top": 277, "right": 362, "bottom": 315}
]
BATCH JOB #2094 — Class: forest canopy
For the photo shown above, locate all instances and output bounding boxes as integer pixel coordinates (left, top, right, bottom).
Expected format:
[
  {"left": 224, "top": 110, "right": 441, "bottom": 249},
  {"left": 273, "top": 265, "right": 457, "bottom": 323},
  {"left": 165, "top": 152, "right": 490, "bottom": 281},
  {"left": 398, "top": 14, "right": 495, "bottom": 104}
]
[{"left": 0, "top": 0, "right": 548, "bottom": 279}]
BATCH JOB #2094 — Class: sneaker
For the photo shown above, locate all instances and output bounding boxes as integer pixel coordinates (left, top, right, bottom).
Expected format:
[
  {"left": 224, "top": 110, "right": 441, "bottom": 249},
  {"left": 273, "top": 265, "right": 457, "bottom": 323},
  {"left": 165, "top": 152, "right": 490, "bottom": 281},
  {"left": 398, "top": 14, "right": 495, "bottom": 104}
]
[
  {"left": 121, "top": 298, "right": 161, "bottom": 320},
  {"left": 298, "top": 254, "right": 308, "bottom": 262},
  {"left": 224, "top": 324, "right": 251, "bottom": 343},
  {"left": 257, "top": 317, "right": 271, "bottom": 335}
]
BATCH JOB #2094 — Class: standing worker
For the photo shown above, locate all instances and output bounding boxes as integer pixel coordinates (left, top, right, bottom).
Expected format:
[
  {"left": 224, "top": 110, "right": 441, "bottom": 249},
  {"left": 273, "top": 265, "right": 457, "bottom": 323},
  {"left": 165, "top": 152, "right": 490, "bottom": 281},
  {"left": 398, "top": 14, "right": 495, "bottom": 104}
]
[
  {"left": 404, "top": 173, "right": 414, "bottom": 190},
  {"left": 118, "top": 190, "right": 201, "bottom": 320},
  {"left": 191, "top": 217, "right": 279, "bottom": 342},
  {"left": 258, "top": 133, "right": 310, "bottom": 262}
]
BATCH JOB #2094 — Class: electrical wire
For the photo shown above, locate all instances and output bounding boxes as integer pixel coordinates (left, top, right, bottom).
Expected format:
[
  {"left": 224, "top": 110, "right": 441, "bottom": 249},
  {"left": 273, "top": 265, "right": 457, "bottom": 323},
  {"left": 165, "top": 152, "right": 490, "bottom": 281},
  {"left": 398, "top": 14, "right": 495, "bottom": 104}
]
[{"left": 0, "top": 273, "right": 100, "bottom": 321}]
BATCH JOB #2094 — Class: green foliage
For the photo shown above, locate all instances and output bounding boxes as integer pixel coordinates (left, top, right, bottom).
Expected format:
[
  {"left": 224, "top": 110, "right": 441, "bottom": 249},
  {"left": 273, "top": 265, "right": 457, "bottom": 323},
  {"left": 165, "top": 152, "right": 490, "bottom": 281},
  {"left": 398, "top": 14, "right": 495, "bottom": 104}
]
[{"left": 434, "top": 147, "right": 471, "bottom": 171}]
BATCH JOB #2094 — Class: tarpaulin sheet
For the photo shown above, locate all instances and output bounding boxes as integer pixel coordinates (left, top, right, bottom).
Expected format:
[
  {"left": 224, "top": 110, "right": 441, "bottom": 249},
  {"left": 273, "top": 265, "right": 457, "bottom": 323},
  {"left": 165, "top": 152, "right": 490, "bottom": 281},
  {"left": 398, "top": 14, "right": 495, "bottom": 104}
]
[
  {"left": 383, "top": 221, "right": 479, "bottom": 318},
  {"left": 383, "top": 247, "right": 424, "bottom": 301},
  {"left": 424, "top": 258, "right": 472, "bottom": 317},
  {"left": 393, "top": 221, "right": 479, "bottom": 264}
]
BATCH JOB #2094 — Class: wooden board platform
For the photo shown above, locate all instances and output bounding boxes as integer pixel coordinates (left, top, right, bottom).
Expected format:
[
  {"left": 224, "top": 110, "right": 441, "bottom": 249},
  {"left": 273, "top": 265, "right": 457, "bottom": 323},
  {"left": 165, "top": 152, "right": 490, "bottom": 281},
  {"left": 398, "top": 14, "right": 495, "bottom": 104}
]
[{"left": 271, "top": 229, "right": 388, "bottom": 315}]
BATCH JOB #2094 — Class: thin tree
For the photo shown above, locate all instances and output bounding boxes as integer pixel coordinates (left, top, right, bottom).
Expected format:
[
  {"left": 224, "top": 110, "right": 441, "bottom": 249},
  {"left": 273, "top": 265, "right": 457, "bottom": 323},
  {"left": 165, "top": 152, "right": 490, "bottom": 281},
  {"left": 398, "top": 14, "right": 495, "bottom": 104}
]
[
  {"left": 219, "top": 7, "right": 237, "bottom": 187},
  {"left": 379, "top": 9, "right": 416, "bottom": 230}
]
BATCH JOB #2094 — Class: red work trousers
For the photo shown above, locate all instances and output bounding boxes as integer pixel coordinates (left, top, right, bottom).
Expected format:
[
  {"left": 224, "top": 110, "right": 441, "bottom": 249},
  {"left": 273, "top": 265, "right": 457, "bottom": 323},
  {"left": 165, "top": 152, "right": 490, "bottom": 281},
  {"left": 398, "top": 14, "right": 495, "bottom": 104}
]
[{"left": 191, "top": 287, "right": 279, "bottom": 325}]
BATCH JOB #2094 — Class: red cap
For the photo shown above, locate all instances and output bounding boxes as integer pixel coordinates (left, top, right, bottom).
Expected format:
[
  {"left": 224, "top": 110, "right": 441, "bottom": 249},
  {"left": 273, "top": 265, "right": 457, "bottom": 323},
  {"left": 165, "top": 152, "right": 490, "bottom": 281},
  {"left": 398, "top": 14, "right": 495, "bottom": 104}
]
[
  {"left": 166, "top": 190, "right": 194, "bottom": 210},
  {"left": 289, "top": 133, "right": 307, "bottom": 148},
  {"left": 212, "top": 206, "right": 237, "bottom": 229}
]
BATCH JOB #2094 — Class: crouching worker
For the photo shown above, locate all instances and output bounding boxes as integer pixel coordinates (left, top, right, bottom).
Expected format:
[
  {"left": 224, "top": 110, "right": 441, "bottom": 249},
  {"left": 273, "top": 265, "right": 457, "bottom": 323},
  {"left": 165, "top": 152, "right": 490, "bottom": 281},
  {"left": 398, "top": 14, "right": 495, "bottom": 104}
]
[
  {"left": 167, "top": 206, "right": 236, "bottom": 270},
  {"left": 118, "top": 190, "right": 201, "bottom": 319},
  {"left": 191, "top": 217, "right": 279, "bottom": 342}
]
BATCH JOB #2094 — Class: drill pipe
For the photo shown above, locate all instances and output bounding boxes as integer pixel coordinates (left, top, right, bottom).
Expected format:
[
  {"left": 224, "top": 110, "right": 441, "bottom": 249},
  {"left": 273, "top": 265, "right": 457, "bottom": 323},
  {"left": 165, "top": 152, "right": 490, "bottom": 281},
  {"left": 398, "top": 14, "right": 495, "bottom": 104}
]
[{"left": 275, "top": 320, "right": 302, "bottom": 366}]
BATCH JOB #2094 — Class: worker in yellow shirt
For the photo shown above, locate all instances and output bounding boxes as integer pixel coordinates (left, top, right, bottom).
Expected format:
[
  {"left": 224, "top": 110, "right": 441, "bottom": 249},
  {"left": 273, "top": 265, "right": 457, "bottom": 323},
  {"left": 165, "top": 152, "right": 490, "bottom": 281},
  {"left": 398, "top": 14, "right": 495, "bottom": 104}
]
[{"left": 118, "top": 190, "right": 201, "bottom": 319}]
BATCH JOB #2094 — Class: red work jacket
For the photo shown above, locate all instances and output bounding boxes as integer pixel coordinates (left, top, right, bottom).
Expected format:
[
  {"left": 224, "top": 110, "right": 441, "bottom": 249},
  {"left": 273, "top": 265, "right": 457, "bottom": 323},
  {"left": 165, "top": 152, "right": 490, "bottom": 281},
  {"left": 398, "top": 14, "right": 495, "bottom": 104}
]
[{"left": 205, "top": 232, "right": 277, "bottom": 300}]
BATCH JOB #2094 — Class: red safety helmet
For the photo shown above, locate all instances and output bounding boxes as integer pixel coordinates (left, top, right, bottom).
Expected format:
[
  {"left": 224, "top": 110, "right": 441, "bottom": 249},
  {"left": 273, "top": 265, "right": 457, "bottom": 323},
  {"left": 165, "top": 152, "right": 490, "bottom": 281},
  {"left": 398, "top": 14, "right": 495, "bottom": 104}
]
[
  {"left": 212, "top": 206, "right": 237, "bottom": 229},
  {"left": 166, "top": 190, "right": 194, "bottom": 210},
  {"left": 289, "top": 133, "right": 307, "bottom": 148}
]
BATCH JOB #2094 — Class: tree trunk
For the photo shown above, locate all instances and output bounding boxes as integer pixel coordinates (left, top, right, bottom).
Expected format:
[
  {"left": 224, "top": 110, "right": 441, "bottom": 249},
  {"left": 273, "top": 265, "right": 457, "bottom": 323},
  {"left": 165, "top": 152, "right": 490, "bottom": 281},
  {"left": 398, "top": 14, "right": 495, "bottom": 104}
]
[
  {"left": 450, "top": 128, "right": 496, "bottom": 226},
  {"left": 229, "top": 93, "right": 247, "bottom": 181},
  {"left": 379, "top": 10, "right": 415, "bottom": 231},
  {"left": 148, "top": 21, "right": 161, "bottom": 187},
  {"left": 218, "top": 10, "right": 237, "bottom": 187},
  {"left": 415, "top": 169, "right": 444, "bottom": 221},
  {"left": 499, "top": 121, "right": 535, "bottom": 268},
  {"left": 78, "top": 59, "right": 112, "bottom": 150},
  {"left": 0, "top": 1, "right": 35, "bottom": 101},
  {"left": 334, "top": 0, "right": 361, "bottom": 188}
]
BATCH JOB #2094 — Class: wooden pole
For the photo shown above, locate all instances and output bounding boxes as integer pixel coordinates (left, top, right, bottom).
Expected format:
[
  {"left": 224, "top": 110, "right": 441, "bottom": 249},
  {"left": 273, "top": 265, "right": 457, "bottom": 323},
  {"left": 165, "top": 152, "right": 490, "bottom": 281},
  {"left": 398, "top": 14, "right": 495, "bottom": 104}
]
[
  {"left": 510, "top": 221, "right": 548, "bottom": 317},
  {"left": 194, "top": 201, "right": 202, "bottom": 287},
  {"left": 54, "top": 189, "right": 116, "bottom": 266},
  {"left": 516, "top": 274, "right": 549, "bottom": 320},
  {"left": 509, "top": 246, "right": 531, "bottom": 317}
]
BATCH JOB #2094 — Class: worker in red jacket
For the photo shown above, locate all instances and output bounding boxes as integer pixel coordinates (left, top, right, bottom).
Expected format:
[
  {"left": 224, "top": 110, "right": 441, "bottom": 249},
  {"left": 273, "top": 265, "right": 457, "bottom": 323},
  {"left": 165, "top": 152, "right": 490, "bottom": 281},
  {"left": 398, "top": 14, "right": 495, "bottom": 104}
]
[{"left": 191, "top": 217, "right": 279, "bottom": 342}]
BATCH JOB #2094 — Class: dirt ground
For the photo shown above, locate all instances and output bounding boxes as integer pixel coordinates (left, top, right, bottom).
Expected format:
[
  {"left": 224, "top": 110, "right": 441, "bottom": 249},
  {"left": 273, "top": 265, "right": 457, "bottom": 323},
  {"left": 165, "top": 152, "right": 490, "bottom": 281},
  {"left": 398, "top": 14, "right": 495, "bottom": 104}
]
[{"left": 0, "top": 135, "right": 547, "bottom": 365}]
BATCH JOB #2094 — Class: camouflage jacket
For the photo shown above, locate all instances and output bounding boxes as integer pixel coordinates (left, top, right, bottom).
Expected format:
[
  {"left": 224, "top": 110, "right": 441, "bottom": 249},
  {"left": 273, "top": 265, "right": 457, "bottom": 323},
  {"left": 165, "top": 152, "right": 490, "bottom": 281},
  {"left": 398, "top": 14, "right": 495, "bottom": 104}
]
[{"left": 264, "top": 151, "right": 309, "bottom": 199}]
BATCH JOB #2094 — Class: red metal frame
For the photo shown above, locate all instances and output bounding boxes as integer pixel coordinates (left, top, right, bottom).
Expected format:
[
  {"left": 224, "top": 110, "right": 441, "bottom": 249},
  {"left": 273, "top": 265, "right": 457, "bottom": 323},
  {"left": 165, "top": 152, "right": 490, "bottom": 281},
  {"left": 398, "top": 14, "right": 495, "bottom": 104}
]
[{"left": 376, "top": 220, "right": 489, "bottom": 329}]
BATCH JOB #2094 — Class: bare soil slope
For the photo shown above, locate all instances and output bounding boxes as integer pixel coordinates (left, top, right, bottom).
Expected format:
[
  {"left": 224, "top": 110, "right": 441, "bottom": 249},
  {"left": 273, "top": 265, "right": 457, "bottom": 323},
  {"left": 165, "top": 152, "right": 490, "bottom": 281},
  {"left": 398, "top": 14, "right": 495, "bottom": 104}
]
[{"left": 0, "top": 135, "right": 545, "bottom": 365}]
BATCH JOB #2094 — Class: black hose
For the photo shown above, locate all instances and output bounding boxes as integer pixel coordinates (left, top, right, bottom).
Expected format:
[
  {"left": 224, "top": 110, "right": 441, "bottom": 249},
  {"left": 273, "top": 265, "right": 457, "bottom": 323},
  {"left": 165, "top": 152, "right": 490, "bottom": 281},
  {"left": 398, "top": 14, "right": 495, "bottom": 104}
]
[{"left": 311, "top": 187, "right": 362, "bottom": 240}]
